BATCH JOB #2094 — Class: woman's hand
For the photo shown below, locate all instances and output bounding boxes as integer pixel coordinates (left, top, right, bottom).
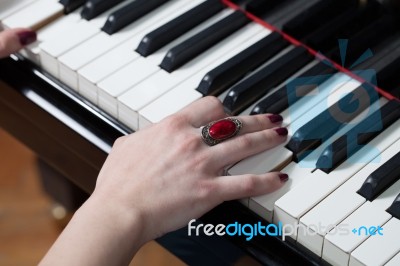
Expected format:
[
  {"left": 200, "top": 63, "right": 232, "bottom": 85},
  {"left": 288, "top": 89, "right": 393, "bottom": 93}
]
[
  {"left": 41, "top": 96, "right": 289, "bottom": 266},
  {"left": 0, "top": 28, "right": 36, "bottom": 58},
  {"left": 93, "top": 96, "right": 289, "bottom": 244}
]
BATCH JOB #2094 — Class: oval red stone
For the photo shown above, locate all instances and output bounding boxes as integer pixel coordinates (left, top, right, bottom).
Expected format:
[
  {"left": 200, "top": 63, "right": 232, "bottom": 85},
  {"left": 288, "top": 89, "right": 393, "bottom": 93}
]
[{"left": 209, "top": 119, "right": 237, "bottom": 140}]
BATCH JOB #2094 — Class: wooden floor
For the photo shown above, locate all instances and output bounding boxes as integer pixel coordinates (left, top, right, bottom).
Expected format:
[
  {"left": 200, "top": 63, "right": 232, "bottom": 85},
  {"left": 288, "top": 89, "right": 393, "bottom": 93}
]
[{"left": 0, "top": 128, "right": 185, "bottom": 266}]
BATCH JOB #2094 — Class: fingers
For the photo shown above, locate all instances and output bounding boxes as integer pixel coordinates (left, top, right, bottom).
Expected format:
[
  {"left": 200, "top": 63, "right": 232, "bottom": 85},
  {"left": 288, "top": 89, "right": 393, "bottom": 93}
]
[
  {"left": 211, "top": 127, "right": 288, "bottom": 166},
  {"left": 0, "top": 28, "right": 37, "bottom": 58},
  {"left": 235, "top": 114, "right": 283, "bottom": 135},
  {"left": 178, "top": 96, "right": 226, "bottom": 127},
  {"left": 215, "top": 172, "right": 289, "bottom": 201}
]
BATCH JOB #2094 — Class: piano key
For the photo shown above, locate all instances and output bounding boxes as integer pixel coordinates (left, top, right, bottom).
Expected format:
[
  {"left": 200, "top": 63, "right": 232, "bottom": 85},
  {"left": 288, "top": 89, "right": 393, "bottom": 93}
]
[
  {"left": 250, "top": 61, "right": 337, "bottom": 115},
  {"left": 39, "top": 0, "right": 129, "bottom": 77},
  {"left": 58, "top": 0, "right": 191, "bottom": 89},
  {"left": 81, "top": 0, "right": 124, "bottom": 20},
  {"left": 386, "top": 252, "right": 400, "bottom": 266},
  {"left": 274, "top": 118, "right": 400, "bottom": 241},
  {"left": 286, "top": 82, "right": 379, "bottom": 162},
  {"left": 387, "top": 193, "right": 400, "bottom": 220},
  {"left": 323, "top": 176, "right": 400, "bottom": 266},
  {"left": 138, "top": 46, "right": 302, "bottom": 129},
  {"left": 357, "top": 151, "right": 400, "bottom": 201},
  {"left": 118, "top": 23, "right": 267, "bottom": 130},
  {"left": 59, "top": 0, "right": 86, "bottom": 14},
  {"left": 102, "top": 0, "right": 170, "bottom": 35},
  {"left": 0, "top": 0, "right": 35, "bottom": 23},
  {"left": 223, "top": 46, "right": 313, "bottom": 115},
  {"left": 97, "top": 8, "right": 235, "bottom": 117},
  {"left": 77, "top": 0, "right": 205, "bottom": 103},
  {"left": 243, "top": 90, "right": 385, "bottom": 221},
  {"left": 139, "top": 31, "right": 288, "bottom": 128},
  {"left": 196, "top": 32, "right": 289, "bottom": 96},
  {"left": 160, "top": 10, "right": 250, "bottom": 72},
  {"left": 136, "top": 0, "right": 225, "bottom": 57},
  {"left": 317, "top": 100, "right": 400, "bottom": 173},
  {"left": 350, "top": 218, "right": 400, "bottom": 266},
  {"left": 298, "top": 126, "right": 400, "bottom": 257},
  {"left": 1, "top": 0, "right": 64, "bottom": 31}
]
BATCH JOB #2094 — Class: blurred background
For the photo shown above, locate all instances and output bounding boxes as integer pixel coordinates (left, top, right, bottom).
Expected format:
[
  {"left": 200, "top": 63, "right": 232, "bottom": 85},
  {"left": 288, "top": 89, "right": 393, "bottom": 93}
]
[{"left": 0, "top": 128, "right": 185, "bottom": 266}]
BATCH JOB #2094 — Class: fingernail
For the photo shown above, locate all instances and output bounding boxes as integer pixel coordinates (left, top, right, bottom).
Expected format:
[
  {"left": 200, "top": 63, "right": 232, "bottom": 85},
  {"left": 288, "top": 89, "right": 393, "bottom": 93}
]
[
  {"left": 274, "top": 127, "right": 288, "bottom": 136},
  {"left": 267, "top": 114, "right": 283, "bottom": 123},
  {"left": 279, "top": 173, "right": 289, "bottom": 183},
  {"left": 17, "top": 30, "right": 37, "bottom": 46}
]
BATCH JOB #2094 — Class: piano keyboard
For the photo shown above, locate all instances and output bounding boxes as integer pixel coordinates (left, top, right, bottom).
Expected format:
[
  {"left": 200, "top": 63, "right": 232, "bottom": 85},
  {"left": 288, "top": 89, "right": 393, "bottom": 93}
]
[{"left": 2, "top": 0, "right": 400, "bottom": 265}]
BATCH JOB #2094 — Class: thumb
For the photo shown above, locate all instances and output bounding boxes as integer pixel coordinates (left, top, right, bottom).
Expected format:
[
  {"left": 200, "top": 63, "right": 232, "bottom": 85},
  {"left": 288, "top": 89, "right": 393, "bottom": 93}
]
[{"left": 0, "top": 28, "right": 36, "bottom": 58}]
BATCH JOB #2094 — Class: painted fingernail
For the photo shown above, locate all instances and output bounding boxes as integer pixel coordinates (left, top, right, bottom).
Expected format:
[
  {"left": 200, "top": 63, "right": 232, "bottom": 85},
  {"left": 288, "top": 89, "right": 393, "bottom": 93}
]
[
  {"left": 279, "top": 173, "right": 289, "bottom": 183},
  {"left": 17, "top": 30, "right": 37, "bottom": 46},
  {"left": 275, "top": 127, "right": 288, "bottom": 136},
  {"left": 267, "top": 114, "right": 283, "bottom": 123}
]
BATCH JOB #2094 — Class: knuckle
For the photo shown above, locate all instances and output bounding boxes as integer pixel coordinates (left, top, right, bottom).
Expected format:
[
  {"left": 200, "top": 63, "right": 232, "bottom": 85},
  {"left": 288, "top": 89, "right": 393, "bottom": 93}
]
[
  {"left": 163, "top": 113, "right": 188, "bottom": 130},
  {"left": 241, "top": 175, "right": 259, "bottom": 195},
  {"left": 204, "top": 96, "right": 224, "bottom": 113},
  {"left": 197, "top": 180, "right": 216, "bottom": 200},
  {"left": 113, "top": 136, "right": 127, "bottom": 146},
  {"left": 237, "top": 134, "right": 254, "bottom": 148}
]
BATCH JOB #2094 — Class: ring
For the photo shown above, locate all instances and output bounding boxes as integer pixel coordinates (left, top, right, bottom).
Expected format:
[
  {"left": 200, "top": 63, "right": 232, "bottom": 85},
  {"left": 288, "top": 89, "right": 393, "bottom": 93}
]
[{"left": 201, "top": 117, "right": 243, "bottom": 146}]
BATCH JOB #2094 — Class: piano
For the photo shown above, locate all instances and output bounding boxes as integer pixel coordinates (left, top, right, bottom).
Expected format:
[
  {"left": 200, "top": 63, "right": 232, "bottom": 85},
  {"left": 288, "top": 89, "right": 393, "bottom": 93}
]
[{"left": 1, "top": 0, "right": 400, "bottom": 265}]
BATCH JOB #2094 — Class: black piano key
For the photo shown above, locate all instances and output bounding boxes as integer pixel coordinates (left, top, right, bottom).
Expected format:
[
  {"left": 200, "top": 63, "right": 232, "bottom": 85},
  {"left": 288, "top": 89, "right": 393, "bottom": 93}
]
[
  {"left": 159, "top": 10, "right": 250, "bottom": 72},
  {"left": 81, "top": 0, "right": 124, "bottom": 20},
  {"left": 223, "top": 46, "right": 313, "bottom": 115},
  {"left": 282, "top": 0, "right": 354, "bottom": 40},
  {"left": 59, "top": 0, "right": 85, "bottom": 13},
  {"left": 136, "top": 0, "right": 225, "bottom": 57},
  {"left": 287, "top": 82, "right": 377, "bottom": 162},
  {"left": 196, "top": 32, "right": 289, "bottom": 96},
  {"left": 251, "top": 61, "right": 337, "bottom": 115},
  {"left": 317, "top": 100, "right": 400, "bottom": 173},
  {"left": 387, "top": 193, "right": 400, "bottom": 220},
  {"left": 357, "top": 151, "right": 400, "bottom": 201},
  {"left": 102, "top": 0, "right": 170, "bottom": 35}
]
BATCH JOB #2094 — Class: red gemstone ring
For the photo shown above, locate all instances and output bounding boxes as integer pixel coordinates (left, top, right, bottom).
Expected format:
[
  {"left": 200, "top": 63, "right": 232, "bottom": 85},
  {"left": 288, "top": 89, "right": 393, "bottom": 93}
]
[{"left": 201, "top": 117, "right": 243, "bottom": 146}]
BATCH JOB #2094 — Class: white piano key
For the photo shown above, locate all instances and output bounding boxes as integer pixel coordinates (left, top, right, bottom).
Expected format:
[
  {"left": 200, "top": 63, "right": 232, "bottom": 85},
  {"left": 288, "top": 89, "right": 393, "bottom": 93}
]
[
  {"left": 322, "top": 144, "right": 400, "bottom": 265},
  {"left": 1, "top": 0, "right": 64, "bottom": 30},
  {"left": 349, "top": 218, "right": 400, "bottom": 266},
  {"left": 273, "top": 101, "right": 400, "bottom": 241},
  {"left": 77, "top": 0, "right": 206, "bottom": 104},
  {"left": 58, "top": 0, "right": 194, "bottom": 90},
  {"left": 139, "top": 84, "right": 203, "bottom": 129},
  {"left": 249, "top": 162, "right": 310, "bottom": 222},
  {"left": 0, "top": 0, "right": 35, "bottom": 23},
  {"left": 98, "top": 9, "right": 234, "bottom": 118},
  {"left": 39, "top": 0, "right": 130, "bottom": 78},
  {"left": 21, "top": 8, "right": 83, "bottom": 64},
  {"left": 385, "top": 252, "right": 400, "bottom": 266},
  {"left": 118, "top": 22, "right": 265, "bottom": 130},
  {"left": 298, "top": 118, "right": 398, "bottom": 257}
]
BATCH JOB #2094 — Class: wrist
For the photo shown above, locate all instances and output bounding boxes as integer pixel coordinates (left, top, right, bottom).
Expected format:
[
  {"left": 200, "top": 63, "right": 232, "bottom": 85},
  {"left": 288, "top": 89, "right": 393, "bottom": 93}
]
[{"left": 82, "top": 192, "right": 148, "bottom": 252}]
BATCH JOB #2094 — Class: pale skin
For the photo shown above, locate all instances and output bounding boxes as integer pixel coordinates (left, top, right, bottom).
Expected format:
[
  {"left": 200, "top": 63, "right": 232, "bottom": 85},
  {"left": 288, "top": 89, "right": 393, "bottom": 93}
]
[{"left": 0, "top": 28, "right": 289, "bottom": 265}]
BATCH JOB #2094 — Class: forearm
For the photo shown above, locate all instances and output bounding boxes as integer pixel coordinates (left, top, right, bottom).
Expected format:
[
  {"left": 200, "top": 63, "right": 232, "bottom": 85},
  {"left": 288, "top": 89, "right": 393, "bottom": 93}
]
[{"left": 40, "top": 195, "right": 145, "bottom": 266}]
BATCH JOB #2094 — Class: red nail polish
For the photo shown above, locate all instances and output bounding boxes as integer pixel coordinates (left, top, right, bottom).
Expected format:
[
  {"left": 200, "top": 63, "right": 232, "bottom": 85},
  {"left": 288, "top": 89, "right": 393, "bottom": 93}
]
[
  {"left": 279, "top": 173, "right": 289, "bottom": 183},
  {"left": 17, "top": 30, "right": 37, "bottom": 46},
  {"left": 267, "top": 114, "right": 283, "bottom": 123},
  {"left": 275, "top": 127, "right": 288, "bottom": 136}
]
